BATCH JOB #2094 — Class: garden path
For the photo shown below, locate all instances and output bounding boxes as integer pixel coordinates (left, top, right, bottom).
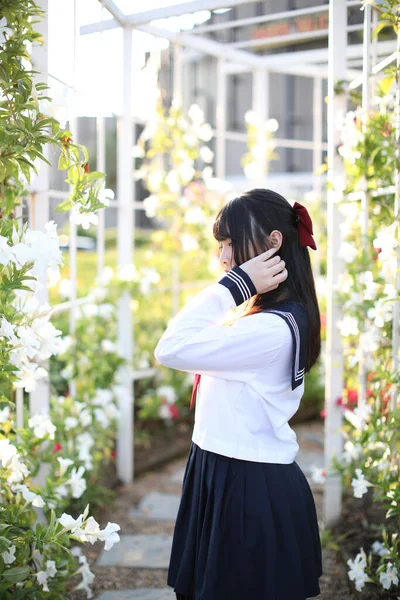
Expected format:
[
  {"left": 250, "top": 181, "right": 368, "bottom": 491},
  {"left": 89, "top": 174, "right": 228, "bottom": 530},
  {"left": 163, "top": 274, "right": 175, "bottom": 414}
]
[{"left": 86, "top": 420, "right": 349, "bottom": 600}]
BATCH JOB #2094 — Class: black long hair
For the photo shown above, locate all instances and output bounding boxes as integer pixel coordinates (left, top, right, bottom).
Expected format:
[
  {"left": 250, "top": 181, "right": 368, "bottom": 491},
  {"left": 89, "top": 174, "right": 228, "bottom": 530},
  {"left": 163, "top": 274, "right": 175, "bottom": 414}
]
[{"left": 213, "top": 188, "right": 321, "bottom": 372}]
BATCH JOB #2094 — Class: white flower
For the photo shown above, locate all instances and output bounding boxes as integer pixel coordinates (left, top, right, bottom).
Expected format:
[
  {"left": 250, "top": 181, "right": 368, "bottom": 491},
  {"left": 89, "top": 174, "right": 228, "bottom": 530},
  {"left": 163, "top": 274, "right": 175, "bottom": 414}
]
[
  {"left": 139, "top": 268, "right": 160, "bottom": 295},
  {"left": 58, "top": 512, "right": 84, "bottom": 533},
  {"left": 59, "top": 278, "right": 73, "bottom": 299},
  {"left": 367, "top": 299, "right": 393, "bottom": 328},
  {"left": 264, "top": 118, "right": 279, "bottom": 132},
  {"left": 143, "top": 194, "right": 160, "bottom": 218},
  {"left": 94, "top": 408, "right": 109, "bottom": 429},
  {"left": 337, "top": 315, "right": 359, "bottom": 337},
  {"left": 371, "top": 541, "right": 389, "bottom": 557},
  {"left": 188, "top": 103, "right": 204, "bottom": 125},
  {"left": 6, "top": 454, "right": 29, "bottom": 484},
  {"left": 75, "top": 554, "right": 95, "bottom": 598},
  {"left": 180, "top": 233, "right": 199, "bottom": 253},
  {"left": 0, "top": 235, "right": 13, "bottom": 265},
  {"left": 132, "top": 145, "right": 145, "bottom": 158},
  {"left": 0, "top": 439, "right": 18, "bottom": 468},
  {"left": 28, "top": 414, "right": 56, "bottom": 440},
  {"left": 310, "top": 466, "right": 326, "bottom": 485},
  {"left": 45, "top": 560, "right": 57, "bottom": 578},
  {"left": 156, "top": 385, "right": 177, "bottom": 405},
  {"left": 13, "top": 484, "right": 45, "bottom": 507},
  {"left": 70, "top": 204, "right": 98, "bottom": 230},
  {"left": 184, "top": 207, "right": 208, "bottom": 225},
  {"left": 118, "top": 264, "right": 138, "bottom": 282},
  {"left": 342, "top": 440, "right": 363, "bottom": 465},
  {"left": 244, "top": 161, "right": 262, "bottom": 181},
  {"left": 76, "top": 432, "right": 95, "bottom": 449},
  {"left": 67, "top": 466, "right": 87, "bottom": 499},
  {"left": 347, "top": 549, "right": 369, "bottom": 591},
  {"left": 0, "top": 317, "right": 17, "bottom": 343},
  {"left": 1, "top": 544, "right": 16, "bottom": 565},
  {"left": 379, "top": 562, "right": 398, "bottom": 590},
  {"left": 101, "top": 339, "right": 116, "bottom": 353},
  {"left": 165, "top": 170, "right": 181, "bottom": 193},
  {"left": 98, "top": 186, "right": 114, "bottom": 208},
  {"left": 244, "top": 110, "right": 261, "bottom": 127},
  {"left": 31, "top": 318, "right": 63, "bottom": 360},
  {"left": 159, "top": 404, "right": 171, "bottom": 420},
  {"left": 65, "top": 416, "right": 79, "bottom": 431},
  {"left": 92, "top": 389, "right": 113, "bottom": 408},
  {"left": 99, "top": 522, "right": 121, "bottom": 551},
  {"left": 16, "top": 325, "right": 41, "bottom": 359},
  {"left": 79, "top": 409, "right": 92, "bottom": 428},
  {"left": 358, "top": 271, "right": 380, "bottom": 300},
  {"left": 199, "top": 146, "right": 214, "bottom": 163},
  {"left": 338, "top": 241, "right": 358, "bottom": 263},
  {"left": 78, "top": 445, "right": 93, "bottom": 470},
  {"left": 57, "top": 457, "right": 74, "bottom": 476},
  {"left": 13, "top": 363, "right": 47, "bottom": 392},
  {"left": 147, "top": 170, "right": 163, "bottom": 192},
  {"left": 0, "top": 406, "right": 11, "bottom": 423},
  {"left": 36, "top": 570, "right": 50, "bottom": 592},
  {"left": 198, "top": 123, "right": 213, "bottom": 142},
  {"left": 18, "top": 221, "right": 63, "bottom": 276},
  {"left": 351, "top": 468, "right": 373, "bottom": 499}
]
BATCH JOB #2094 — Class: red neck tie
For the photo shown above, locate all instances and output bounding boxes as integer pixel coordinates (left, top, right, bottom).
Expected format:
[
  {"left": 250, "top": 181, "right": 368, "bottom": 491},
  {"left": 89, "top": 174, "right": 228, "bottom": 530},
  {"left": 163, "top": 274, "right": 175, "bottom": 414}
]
[{"left": 190, "top": 373, "right": 201, "bottom": 411}]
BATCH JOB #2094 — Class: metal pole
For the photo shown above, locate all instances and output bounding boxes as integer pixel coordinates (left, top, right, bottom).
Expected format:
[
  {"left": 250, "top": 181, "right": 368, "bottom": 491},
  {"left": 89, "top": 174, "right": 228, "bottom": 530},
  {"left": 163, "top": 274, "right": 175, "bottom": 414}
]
[
  {"left": 252, "top": 68, "right": 268, "bottom": 187},
  {"left": 116, "top": 25, "right": 134, "bottom": 483},
  {"left": 216, "top": 57, "right": 227, "bottom": 180},
  {"left": 324, "top": 0, "right": 346, "bottom": 526},
  {"left": 357, "top": 3, "right": 372, "bottom": 422},
  {"left": 173, "top": 42, "right": 183, "bottom": 105},
  {"left": 28, "top": 0, "right": 50, "bottom": 414},
  {"left": 97, "top": 115, "right": 106, "bottom": 280},
  {"left": 392, "top": 28, "right": 400, "bottom": 412},
  {"left": 313, "top": 76, "right": 323, "bottom": 277}
]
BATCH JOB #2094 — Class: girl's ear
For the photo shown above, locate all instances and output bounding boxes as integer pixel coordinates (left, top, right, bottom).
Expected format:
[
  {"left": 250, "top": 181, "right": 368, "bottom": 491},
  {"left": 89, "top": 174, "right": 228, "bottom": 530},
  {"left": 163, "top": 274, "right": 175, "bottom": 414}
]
[{"left": 267, "top": 230, "right": 283, "bottom": 250}]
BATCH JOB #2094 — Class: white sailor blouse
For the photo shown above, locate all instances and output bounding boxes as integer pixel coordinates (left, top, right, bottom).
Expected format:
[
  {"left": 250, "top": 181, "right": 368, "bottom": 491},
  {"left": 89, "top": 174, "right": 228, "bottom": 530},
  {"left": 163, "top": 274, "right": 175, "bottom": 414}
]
[{"left": 154, "top": 265, "right": 309, "bottom": 464}]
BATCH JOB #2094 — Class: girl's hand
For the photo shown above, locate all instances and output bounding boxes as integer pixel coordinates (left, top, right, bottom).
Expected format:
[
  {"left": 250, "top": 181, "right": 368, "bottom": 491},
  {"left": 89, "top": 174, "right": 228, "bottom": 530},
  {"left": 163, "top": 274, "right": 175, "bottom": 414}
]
[{"left": 239, "top": 247, "right": 288, "bottom": 294}]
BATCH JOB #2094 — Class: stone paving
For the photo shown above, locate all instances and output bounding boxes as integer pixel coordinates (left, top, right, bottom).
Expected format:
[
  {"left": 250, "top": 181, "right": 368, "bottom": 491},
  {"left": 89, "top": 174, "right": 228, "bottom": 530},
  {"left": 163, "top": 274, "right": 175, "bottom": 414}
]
[{"left": 94, "top": 420, "right": 326, "bottom": 600}]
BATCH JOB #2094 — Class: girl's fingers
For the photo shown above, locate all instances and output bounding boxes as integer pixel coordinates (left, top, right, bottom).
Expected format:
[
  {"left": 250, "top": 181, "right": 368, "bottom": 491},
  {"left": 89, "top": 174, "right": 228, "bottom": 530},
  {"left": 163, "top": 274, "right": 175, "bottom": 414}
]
[
  {"left": 259, "top": 247, "right": 279, "bottom": 261},
  {"left": 269, "top": 260, "right": 286, "bottom": 275}
]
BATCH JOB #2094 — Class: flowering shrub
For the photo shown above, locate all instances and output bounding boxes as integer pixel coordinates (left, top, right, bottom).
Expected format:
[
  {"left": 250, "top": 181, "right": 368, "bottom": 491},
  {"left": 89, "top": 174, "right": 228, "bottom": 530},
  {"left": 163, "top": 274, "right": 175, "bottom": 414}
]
[
  {"left": 318, "top": 2, "right": 400, "bottom": 594},
  {"left": 0, "top": 1, "right": 121, "bottom": 596},
  {"left": 241, "top": 110, "right": 279, "bottom": 180}
]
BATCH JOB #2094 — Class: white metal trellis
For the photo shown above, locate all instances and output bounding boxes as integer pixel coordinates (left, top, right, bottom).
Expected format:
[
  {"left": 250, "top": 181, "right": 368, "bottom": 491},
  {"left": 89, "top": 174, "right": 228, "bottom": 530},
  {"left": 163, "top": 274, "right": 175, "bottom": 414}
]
[{"left": 23, "top": 0, "right": 399, "bottom": 520}]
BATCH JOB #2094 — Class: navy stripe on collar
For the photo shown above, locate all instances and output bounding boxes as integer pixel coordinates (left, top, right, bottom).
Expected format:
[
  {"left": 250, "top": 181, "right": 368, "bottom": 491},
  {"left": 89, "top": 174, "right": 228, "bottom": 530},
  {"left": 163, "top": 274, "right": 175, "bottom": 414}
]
[{"left": 265, "top": 303, "right": 308, "bottom": 390}]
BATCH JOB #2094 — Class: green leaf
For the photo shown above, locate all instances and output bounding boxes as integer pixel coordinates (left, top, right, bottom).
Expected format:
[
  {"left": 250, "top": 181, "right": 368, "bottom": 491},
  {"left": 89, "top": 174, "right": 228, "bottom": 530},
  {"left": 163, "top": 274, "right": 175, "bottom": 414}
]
[
  {"left": 85, "top": 171, "right": 106, "bottom": 184},
  {"left": 372, "top": 21, "right": 393, "bottom": 39},
  {"left": 2, "top": 566, "right": 30, "bottom": 583},
  {"left": 379, "top": 74, "right": 395, "bottom": 95},
  {"left": 58, "top": 152, "right": 69, "bottom": 170},
  {"left": 0, "top": 537, "right": 10, "bottom": 553},
  {"left": 55, "top": 198, "right": 73, "bottom": 212}
]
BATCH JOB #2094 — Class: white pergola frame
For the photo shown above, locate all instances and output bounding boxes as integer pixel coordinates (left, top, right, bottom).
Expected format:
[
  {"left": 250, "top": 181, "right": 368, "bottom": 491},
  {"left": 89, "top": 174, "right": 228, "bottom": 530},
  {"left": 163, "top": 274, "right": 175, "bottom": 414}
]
[{"left": 27, "top": 0, "right": 398, "bottom": 526}]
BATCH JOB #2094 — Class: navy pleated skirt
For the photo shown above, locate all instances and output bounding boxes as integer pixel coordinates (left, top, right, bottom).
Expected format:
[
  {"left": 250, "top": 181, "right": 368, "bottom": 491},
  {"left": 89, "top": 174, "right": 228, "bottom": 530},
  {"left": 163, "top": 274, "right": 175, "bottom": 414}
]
[{"left": 168, "top": 441, "right": 323, "bottom": 600}]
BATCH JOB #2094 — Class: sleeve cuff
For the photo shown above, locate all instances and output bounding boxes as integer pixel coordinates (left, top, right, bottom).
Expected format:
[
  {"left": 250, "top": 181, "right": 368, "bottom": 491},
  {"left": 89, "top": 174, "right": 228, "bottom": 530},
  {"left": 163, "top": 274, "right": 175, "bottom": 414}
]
[{"left": 217, "top": 265, "right": 257, "bottom": 306}]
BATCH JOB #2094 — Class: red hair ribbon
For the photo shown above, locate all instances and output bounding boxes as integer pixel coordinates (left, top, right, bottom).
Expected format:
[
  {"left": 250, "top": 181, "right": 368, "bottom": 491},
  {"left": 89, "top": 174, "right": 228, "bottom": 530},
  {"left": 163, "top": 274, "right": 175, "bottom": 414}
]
[
  {"left": 190, "top": 373, "right": 201, "bottom": 411},
  {"left": 293, "top": 202, "right": 317, "bottom": 251}
]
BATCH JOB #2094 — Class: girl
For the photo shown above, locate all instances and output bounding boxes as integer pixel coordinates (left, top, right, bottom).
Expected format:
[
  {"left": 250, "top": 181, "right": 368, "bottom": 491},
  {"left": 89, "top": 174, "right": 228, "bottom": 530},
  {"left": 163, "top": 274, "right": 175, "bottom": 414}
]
[{"left": 154, "top": 189, "right": 323, "bottom": 600}]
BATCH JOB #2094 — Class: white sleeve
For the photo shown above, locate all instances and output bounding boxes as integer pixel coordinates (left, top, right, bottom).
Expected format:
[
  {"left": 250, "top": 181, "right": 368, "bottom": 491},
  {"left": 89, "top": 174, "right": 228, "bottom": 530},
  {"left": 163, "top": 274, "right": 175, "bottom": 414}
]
[{"left": 154, "top": 281, "right": 290, "bottom": 382}]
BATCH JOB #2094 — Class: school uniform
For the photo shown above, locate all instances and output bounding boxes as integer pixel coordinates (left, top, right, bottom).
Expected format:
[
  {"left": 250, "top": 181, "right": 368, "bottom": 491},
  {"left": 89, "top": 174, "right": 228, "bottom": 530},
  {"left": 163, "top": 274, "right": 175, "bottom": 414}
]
[{"left": 154, "top": 265, "right": 323, "bottom": 600}]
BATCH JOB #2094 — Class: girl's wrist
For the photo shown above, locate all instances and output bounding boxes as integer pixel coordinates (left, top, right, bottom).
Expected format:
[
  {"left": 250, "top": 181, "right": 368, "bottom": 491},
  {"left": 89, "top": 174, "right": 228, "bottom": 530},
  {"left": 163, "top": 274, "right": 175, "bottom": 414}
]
[{"left": 218, "top": 266, "right": 257, "bottom": 306}]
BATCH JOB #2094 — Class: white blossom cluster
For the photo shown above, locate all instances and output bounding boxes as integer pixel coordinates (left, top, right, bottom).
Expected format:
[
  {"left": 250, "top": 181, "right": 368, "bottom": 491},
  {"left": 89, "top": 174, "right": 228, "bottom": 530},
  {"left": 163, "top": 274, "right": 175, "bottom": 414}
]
[
  {"left": 347, "top": 547, "right": 398, "bottom": 592},
  {"left": 243, "top": 109, "right": 279, "bottom": 181},
  {"left": 0, "top": 222, "right": 65, "bottom": 392}
]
